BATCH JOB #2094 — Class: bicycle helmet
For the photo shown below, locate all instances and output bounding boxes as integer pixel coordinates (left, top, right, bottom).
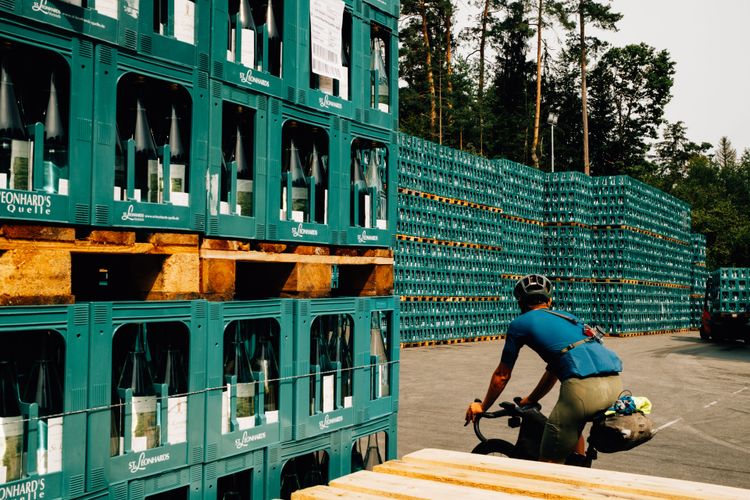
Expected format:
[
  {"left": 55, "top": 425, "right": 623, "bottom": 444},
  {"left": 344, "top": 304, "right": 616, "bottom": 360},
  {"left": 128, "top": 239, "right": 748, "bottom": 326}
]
[{"left": 513, "top": 274, "right": 553, "bottom": 305}]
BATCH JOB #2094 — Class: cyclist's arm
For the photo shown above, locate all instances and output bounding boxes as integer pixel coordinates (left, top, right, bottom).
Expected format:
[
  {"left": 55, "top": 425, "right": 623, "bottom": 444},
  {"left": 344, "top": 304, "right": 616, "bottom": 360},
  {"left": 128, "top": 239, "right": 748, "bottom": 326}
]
[
  {"left": 465, "top": 362, "right": 513, "bottom": 423},
  {"left": 519, "top": 368, "right": 558, "bottom": 406}
]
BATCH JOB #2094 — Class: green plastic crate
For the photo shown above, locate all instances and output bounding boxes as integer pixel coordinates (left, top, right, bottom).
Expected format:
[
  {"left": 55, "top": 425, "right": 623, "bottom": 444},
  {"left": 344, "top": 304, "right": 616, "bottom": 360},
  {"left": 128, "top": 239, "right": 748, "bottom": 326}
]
[
  {"left": 203, "top": 300, "right": 294, "bottom": 463},
  {"left": 85, "top": 301, "right": 207, "bottom": 491},
  {"left": 201, "top": 449, "right": 265, "bottom": 499},
  {"left": 105, "top": 464, "right": 202, "bottom": 500},
  {"left": 0, "top": 20, "right": 94, "bottom": 226},
  {"left": 90, "top": 44, "right": 209, "bottom": 231},
  {"left": 205, "top": 79, "right": 270, "bottom": 239},
  {"left": 0, "top": 304, "right": 90, "bottom": 499}
]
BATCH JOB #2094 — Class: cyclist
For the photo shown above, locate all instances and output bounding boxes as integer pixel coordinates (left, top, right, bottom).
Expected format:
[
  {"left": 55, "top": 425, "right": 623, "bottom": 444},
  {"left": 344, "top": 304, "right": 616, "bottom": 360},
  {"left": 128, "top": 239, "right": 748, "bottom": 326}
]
[{"left": 465, "top": 274, "right": 623, "bottom": 464}]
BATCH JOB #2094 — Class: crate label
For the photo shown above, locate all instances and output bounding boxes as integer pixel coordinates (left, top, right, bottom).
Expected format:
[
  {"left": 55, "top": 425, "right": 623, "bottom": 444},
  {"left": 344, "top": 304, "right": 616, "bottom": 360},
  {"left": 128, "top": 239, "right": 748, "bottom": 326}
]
[
  {"left": 240, "top": 29, "right": 255, "bottom": 68},
  {"left": 29, "top": 0, "right": 108, "bottom": 29},
  {"left": 36, "top": 417, "right": 63, "bottom": 475},
  {"left": 238, "top": 69, "right": 271, "bottom": 89},
  {"left": 317, "top": 93, "right": 344, "bottom": 111},
  {"left": 0, "top": 477, "right": 47, "bottom": 500},
  {"left": 119, "top": 204, "right": 181, "bottom": 223},
  {"left": 356, "top": 231, "right": 379, "bottom": 244},
  {"left": 95, "top": 0, "right": 118, "bottom": 19},
  {"left": 291, "top": 223, "right": 319, "bottom": 239},
  {"left": 0, "top": 191, "right": 52, "bottom": 216},
  {"left": 310, "top": 0, "right": 344, "bottom": 81},
  {"left": 317, "top": 413, "right": 344, "bottom": 431},
  {"left": 233, "top": 430, "right": 267, "bottom": 450},
  {"left": 127, "top": 450, "right": 171, "bottom": 474}
]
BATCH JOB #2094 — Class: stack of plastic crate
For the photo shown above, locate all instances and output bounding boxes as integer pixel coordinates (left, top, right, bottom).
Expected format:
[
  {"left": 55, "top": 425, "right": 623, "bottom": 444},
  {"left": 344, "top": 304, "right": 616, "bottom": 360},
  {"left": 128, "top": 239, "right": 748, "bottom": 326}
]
[
  {"left": 395, "top": 137, "right": 506, "bottom": 343},
  {"left": 0, "top": 0, "right": 402, "bottom": 497},
  {"left": 591, "top": 176, "right": 693, "bottom": 334},
  {"left": 544, "top": 172, "right": 594, "bottom": 322},
  {"left": 708, "top": 268, "right": 750, "bottom": 314},
  {"left": 690, "top": 234, "right": 708, "bottom": 327}
]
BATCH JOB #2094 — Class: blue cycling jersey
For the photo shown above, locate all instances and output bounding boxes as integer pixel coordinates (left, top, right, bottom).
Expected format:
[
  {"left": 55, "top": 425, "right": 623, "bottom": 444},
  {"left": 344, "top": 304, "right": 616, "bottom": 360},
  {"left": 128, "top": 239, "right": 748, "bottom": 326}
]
[{"left": 501, "top": 308, "right": 622, "bottom": 380}]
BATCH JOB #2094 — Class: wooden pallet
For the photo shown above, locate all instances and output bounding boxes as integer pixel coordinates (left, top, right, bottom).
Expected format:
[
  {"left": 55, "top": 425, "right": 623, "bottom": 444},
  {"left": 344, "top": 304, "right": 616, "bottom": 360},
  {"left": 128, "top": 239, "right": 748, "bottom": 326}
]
[
  {"left": 0, "top": 224, "right": 394, "bottom": 305},
  {"left": 400, "top": 335, "right": 504, "bottom": 349},
  {"left": 293, "top": 448, "right": 750, "bottom": 499}
]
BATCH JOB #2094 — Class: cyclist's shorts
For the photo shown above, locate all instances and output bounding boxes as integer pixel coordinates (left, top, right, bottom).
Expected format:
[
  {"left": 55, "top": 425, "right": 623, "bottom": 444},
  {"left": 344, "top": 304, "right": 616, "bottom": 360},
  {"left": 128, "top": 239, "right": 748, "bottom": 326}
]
[{"left": 540, "top": 374, "right": 622, "bottom": 462}]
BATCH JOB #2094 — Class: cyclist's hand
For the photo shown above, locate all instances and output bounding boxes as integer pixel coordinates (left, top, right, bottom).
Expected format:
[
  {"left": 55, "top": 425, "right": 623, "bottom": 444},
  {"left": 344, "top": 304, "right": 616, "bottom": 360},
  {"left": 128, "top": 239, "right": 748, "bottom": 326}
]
[
  {"left": 464, "top": 402, "right": 484, "bottom": 425},
  {"left": 517, "top": 397, "right": 534, "bottom": 407}
]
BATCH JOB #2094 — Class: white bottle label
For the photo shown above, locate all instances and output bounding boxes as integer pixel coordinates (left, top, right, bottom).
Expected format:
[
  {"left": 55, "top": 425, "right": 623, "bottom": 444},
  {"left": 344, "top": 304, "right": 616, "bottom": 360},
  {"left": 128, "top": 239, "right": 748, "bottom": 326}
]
[
  {"left": 235, "top": 382, "right": 256, "bottom": 430},
  {"left": 364, "top": 194, "right": 372, "bottom": 228},
  {"left": 131, "top": 395, "right": 158, "bottom": 452},
  {"left": 237, "top": 179, "right": 253, "bottom": 216},
  {"left": 0, "top": 416, "right": 23, "bottom": 483},
  {"left": 318, "top": 75, "right": 334, "bottom": 96},
  {"left": 280, "top": 186, "right": 287, "bottom": 220},
  {"left": 220, "top": 201, "right": 230, "bottom": 215},
  {"left": 265, "top": 409, "right": 279, "bottom": 424},
  {"left": 221, "top": 387, "right": 231, "bottom": 434},
  {"left": 148, "top": 159, "right": 161, "bottom": 203},
  {"left": 167, "top": 396, "right": 188, "bottom": 444},
  {"left": 170, "top": 163, "right": 186, "bottom": 193},
  {"left": 0, "top": 173, "right": 7, "bottom": 190},
  {"left": 95, "top": 0, "right": 118, "bottom": 19},
  {"left": 339, "top": 67, "right": 349, "bottom": 100},
  {"left": 58, "top": 178, "right": 69, "bottom": 196},
  {"left": 45, "top": 417, "right": 63, "bottom": 474},
  {"left": 9, "top": 139, "right": 31, "bottom": 191},
  {"left": 173, "top": 0, "right": 196, "bottom": 44},
  {"left": 322, "top": 374, "right": 334, "bottom": 413},
  {"left": 344, "top": 395, "right": 353, "bottom": 408},
  {"left": 240, "top": 29, "right": 256, "bottom": 68}
]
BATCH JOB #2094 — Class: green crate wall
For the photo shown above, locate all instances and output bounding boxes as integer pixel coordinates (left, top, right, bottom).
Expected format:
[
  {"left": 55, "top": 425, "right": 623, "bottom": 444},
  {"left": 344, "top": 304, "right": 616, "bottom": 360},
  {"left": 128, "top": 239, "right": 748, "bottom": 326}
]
[
  {"left": 690, "top": 234, "right": 708, "bottom": 327},
  {"left": 396, "top": 133, "right": 701, "bottom": 341}
]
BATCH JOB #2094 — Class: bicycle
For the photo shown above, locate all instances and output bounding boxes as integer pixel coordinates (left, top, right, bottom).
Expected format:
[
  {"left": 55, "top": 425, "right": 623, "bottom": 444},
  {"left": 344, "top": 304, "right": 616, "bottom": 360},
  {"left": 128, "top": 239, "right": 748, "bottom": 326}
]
[{"left": 470, "top": 397, "right": 598, "bottom": 467}]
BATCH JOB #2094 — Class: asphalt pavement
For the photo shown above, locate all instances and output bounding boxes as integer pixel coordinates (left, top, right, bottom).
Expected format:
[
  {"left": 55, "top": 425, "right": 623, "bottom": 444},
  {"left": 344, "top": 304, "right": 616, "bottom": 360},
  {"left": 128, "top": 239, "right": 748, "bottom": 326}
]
[{"left": 397, "top": 333, "right": 750, "bottom": 489}]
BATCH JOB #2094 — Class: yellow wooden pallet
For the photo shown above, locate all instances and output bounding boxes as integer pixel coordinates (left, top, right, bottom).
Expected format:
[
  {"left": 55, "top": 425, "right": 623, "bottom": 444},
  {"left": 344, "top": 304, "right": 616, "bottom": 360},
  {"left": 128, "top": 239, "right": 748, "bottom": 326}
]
[{"left": 293, "top": 448, "right": 750, "bottom": 499}]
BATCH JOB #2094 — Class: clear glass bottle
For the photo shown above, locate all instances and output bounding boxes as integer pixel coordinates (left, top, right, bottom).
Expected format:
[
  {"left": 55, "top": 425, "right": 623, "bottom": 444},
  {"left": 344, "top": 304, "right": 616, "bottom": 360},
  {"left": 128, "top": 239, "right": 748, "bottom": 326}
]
[
  {"left": 158, "top": 348, "right": 188, "bottom": 444},
  {"left": 22, "top": 333, "right": 64, "bottom": 475},
  {"left": 133, "top": 99, "right": 159, "bottom": 203},
  {"left": 0, "top": 360, "right": 23, "bottom": 483},
  {"left": 284, "top": 137, "right": 308, "bottom": 222},
  {"left": 229, "top": 0, "right": 256, "bottom": 68},
  {"left": 117, "top": 326, "right": 159, "bottom": 453},
  {"left": 43, "top": 73, "right": 66, "bottom": 194},
  {"left": 365, "top": 146, "right": 386, "bottom": 229},
  {"left": 250, "top": 324, "right": 279, "bottom": 423},
  {"left": 223, "top": 324, "right": 256, "bottom": 432},
  {"left": 265, "top": 1, "right": 282, "bottom": 76},
  {"left": 309, "top": 140, "right": 326, "bottom": 224},
  {"left": 233, "top": 124, "right": 253, "bottom": 216},
  {"left": 351, "top": 149, "right": 367, "bottom": 227},
  {"left": 0, "top": 62, "right": 29, "bottom": 191},
  {"left": 363, "top": 433, "right": 383, "bottom": 470},
  {"left": 166, "top": 105, "right": 188, "bottom": 204}
]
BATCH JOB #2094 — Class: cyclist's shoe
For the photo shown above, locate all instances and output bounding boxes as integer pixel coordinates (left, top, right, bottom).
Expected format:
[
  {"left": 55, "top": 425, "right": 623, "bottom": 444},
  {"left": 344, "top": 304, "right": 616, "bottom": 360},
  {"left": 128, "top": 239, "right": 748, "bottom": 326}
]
[{"left": 564, "top": 453, "right": 592, "bottom": 467}]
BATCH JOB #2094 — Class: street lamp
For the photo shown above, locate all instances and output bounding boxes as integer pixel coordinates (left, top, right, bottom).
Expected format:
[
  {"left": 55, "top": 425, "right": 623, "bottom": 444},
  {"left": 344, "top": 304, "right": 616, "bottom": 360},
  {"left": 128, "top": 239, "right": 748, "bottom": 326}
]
[{"left": 547, "top": 112, "right": 558, "bottom": 173}]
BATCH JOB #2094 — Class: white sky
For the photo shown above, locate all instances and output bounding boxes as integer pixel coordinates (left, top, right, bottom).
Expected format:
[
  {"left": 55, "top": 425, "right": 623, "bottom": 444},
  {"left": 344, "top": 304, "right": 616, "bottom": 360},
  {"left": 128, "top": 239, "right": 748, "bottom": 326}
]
[{"left": 454, "top": 0, "right": 750, "bottom": 152}]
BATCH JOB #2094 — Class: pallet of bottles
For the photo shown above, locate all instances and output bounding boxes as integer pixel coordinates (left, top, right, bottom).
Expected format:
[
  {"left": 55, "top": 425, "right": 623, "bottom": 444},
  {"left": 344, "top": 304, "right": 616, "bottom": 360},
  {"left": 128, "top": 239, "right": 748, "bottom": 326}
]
[
  {"left": 0, "top": 295, "right": 398, "bottom": 499},
  {"left": 543, "top": 225, "right": 593, "bottom": 280},
  {"left": 544, "top": 171, "right": 594, "bottom": 226},
  {"left": 591, "top": 228, "right": 692, "bottom": 286},
  {"left": 592, "top": 176, "right": 692, "bottom": 243},
  {"left": 396, "top": 135, "right": 502, "bottom": 209},
  {"left": 496, "top": 159, "right": 546, "bottom": 222},
  {"left": 0, "top": 3, "right": 399, "bottom": 247},
  {"left": 706, "top": 268, "right": 750, "bottom": 314},
  {"left": 394, "top": 239, "right": 504, "bottom": 298},
  {"left": 591, "top": 282, "right": 691, "bottom": 335},
  {"left": 398, "top": 297, "right": 513, "bottom": 344},
  {"left": 0, "top": 224, "right": 395, "bottom": 306}
]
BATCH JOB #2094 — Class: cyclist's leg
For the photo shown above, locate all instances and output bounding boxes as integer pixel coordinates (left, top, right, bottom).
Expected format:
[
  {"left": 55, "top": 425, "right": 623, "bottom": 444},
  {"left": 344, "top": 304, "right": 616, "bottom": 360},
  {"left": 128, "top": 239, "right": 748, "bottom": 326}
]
[{"left": 539, "top": 379, "right": 587, "bottom": 463}]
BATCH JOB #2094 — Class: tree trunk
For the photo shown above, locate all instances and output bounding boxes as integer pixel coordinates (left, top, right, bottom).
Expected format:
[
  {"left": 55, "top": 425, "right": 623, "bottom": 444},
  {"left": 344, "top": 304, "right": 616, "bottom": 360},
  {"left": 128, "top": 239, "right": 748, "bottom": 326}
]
[
  {"left": 478, "top": 0, "right": 490, "bottom": 155},
  {"left": 419, "top": 0, "right": 437, "bottom": 138},
  {"left": 531, "top": 0, "right": 544, "bottom": 169},
  {"left": 580, "top": 2, "right": 590, "bottom": 175}
]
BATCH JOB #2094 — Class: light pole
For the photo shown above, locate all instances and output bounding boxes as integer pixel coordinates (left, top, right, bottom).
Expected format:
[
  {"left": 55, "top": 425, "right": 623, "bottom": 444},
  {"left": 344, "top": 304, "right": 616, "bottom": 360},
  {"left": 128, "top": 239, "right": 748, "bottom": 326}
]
[{"left": 547, "top": 112, "right": 558, "bottom": 173}]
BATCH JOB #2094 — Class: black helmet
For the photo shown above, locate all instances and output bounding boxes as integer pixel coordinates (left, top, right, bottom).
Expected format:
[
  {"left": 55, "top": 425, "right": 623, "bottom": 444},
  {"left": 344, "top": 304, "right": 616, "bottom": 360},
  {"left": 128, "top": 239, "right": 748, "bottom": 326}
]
[{"left": 513, "top": 274, "right": 553, "bottom": 304}]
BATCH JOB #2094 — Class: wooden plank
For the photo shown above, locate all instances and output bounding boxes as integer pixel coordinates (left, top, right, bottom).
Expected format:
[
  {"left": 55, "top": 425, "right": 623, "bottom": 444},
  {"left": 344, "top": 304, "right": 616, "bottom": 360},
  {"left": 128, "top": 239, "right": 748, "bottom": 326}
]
[
  {"left": 338, "top": 264, "right": 394, "bottom": 297},
  {"left": 0, "top": 224, "right": 75, "bottom": 242},
  {"left": 330, "top": 470, "right": 518, "bottom": 499},
  {"left": 291, "top": 485, "right": 386, "bottom": 500},
  {"left": 199, "top": 249, "right": 393, "bottom": 265},
  {"left": 403, "top": 449, "right": 750, "bottom": 500},
  {"left": 374, "top": 459, "right": 651, "bottom": 500},
  {"left": 0, "top": 248, "right": 72, "bottom": 305}
]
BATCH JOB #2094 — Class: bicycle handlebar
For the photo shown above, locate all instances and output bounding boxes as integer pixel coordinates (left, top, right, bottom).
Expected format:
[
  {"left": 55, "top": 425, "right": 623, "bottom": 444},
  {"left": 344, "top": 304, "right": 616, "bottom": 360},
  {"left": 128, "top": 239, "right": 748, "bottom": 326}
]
[{"left": 471, "top": 397, "right": 542, "bottom": 443}]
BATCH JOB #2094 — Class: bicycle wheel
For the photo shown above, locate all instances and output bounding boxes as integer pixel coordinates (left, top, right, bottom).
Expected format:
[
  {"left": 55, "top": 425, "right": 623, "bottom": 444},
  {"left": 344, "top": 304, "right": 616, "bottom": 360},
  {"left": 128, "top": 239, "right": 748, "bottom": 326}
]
[{"left": 471, "top": 439, "right": 516, "bottom": 457}]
